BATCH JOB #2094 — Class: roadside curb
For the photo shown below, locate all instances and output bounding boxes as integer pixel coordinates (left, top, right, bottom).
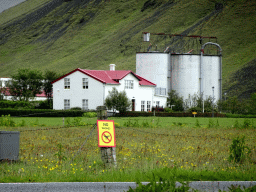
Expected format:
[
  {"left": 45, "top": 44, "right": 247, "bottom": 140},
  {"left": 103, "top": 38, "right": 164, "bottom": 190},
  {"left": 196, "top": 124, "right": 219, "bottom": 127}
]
[{"left": 0, "top": 181, "right": 255, "bottom": 192}]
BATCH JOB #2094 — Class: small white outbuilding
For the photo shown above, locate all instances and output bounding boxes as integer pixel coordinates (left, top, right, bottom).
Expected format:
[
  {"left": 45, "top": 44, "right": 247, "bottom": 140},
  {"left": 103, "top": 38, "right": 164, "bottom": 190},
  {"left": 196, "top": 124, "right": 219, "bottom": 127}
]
[{"left": 52, "top": 65, "right": 167, "bottom": 111}]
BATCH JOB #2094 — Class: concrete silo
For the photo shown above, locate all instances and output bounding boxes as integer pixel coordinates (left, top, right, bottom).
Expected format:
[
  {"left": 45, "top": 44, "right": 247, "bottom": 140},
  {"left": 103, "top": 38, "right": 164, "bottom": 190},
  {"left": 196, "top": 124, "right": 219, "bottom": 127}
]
[
  {"left": 136, "top": 52, "right": 170, "bottom": 96},
  {"left": 136, "top": 33, "right": 222, "bottom": 106}
]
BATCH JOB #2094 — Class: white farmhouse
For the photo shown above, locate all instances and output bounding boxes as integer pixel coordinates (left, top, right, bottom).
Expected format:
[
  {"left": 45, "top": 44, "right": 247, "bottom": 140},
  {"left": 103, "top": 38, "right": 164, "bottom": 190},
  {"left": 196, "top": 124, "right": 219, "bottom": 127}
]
[{"left": 52, "top": 64, "right": 167, "bottom": 111}]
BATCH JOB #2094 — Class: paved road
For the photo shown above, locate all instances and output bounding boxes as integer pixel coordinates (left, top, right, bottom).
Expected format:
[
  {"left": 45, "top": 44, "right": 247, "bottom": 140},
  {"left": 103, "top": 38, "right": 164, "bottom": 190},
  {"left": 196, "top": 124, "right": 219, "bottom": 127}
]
[
  {"left": 0, "top": 181, "right": 256, "bottom": 192},
  {"left": 0, "top": 0, "right": 26, "bottom": 13}
]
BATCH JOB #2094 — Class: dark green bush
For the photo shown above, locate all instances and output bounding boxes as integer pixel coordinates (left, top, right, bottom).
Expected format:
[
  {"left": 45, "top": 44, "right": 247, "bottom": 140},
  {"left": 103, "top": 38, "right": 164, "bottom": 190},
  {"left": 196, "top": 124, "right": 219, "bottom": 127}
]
[
  {"left": 118, "top": 111, "right": 225, "bottom": 117},
  {"left": 164, "top": 107, "right": 173, "bottom": 113},
  {"left": 0, "top": 108, "right": 83, "bottom": 117},
  {"left": 225, "top": 113, "right": 256, "bottom": 118},
  {"left": 0, "top": 100, "right": 53, "bottom": 109},
  {"left": 0, "top": 100, "right": 32, "bottom": 109},
  {"left": 34, "top": 100, "right": 53, "bottom": 109},
  {"left": 71, "top": 107, "right": 82, "bottom": 110}
]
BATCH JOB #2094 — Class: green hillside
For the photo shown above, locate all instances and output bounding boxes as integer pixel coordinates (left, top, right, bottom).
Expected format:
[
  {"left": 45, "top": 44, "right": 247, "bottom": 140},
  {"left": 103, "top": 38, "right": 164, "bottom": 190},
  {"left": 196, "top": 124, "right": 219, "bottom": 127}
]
[{"left": 0, "top": 0, "right": 255, "bottom": 99}]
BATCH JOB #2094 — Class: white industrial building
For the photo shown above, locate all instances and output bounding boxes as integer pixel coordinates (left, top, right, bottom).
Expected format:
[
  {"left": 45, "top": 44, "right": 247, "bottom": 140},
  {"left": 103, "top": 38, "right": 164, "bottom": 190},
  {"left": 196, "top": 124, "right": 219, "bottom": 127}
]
[
  {"left": 136, "top": 35, "right": 222, "bottom": 107},
  {"left": 52, "top": 65, "right": 167, "bottom": 111}
]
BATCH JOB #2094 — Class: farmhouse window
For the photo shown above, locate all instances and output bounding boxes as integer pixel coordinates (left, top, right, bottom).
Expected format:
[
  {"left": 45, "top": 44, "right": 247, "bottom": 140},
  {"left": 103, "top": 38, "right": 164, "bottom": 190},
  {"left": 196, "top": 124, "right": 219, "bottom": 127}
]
[
  {"left": 156, "top": 101, "right": 160, "bottom": 107},
  {"left": 147, "top": 101, "right": 151, "bottom": 112},
  {"left": 64, "top": 99, "right": 70, "bottom": 110},
  {"left": 82, "top": 99, "right": 88, "bottom": 110},
  {"left": 125, "top": 80, "right": 133, "bottom": 89},
  {"left": 64, "top": 78, "right": 70, "bottom": 89},
  {"left": 83, "top": 78, "right": 88, "bottom": 89},
  {"left": 141, "top": 101, "right": 145, "bottom": 111},
  {"left": 155, "top": 87, "right": 166, "bottom": 95},
  {"left": 6, "top": 80, "right": 12, "bottom": 87}
]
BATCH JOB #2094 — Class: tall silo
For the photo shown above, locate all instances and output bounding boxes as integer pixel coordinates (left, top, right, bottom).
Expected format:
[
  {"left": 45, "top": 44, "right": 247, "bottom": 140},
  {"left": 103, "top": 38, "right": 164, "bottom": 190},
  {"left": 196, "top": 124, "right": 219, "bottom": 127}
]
[
  {"left": 170, "top": 47, "right": 222, "bottom": 103},
  {"left": 170, "top": 54, "right": 200, "bottom": 100},
  {"left": 136, "top": 52, "right": 170, "bottom": 96},
  {"left": 136, "top": 33, "right": 222, "bottom": 107}
]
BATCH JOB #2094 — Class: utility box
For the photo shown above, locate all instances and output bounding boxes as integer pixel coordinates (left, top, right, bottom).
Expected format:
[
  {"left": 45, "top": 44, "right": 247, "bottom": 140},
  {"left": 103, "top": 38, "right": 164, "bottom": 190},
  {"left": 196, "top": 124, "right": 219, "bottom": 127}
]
[{"left": 0, "top": 131, "right": 20, "bottom": 161}]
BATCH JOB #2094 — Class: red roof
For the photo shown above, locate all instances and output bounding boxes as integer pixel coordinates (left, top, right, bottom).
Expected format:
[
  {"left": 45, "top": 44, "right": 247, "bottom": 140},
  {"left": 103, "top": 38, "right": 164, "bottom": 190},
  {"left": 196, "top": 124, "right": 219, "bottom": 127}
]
[{"left": 51, "top": 68, "right": 156, "bottom": 86}]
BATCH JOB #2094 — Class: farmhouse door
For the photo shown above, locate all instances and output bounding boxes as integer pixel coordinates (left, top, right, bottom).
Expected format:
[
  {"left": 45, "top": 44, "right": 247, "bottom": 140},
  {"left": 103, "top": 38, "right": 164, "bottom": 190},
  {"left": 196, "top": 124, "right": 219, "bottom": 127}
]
[{"left": 132, "top": 99, "right": 135, "bottom": 111}]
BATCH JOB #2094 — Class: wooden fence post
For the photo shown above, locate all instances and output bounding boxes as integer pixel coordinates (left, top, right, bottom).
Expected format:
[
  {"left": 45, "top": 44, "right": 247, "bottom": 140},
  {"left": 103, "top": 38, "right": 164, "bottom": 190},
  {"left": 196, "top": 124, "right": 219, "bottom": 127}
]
[{"left": 96, "top": 106, "right": 117, "bottom": 168}]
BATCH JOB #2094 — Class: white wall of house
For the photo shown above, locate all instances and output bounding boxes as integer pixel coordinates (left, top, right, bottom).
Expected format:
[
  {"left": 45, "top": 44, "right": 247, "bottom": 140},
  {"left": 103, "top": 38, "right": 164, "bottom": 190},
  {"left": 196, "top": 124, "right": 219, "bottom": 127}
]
[
  {"left": 0, "top": 78, "right": 12, "bottom": 88},
  {"left": 105, "top": 73, "right": 167, "bottom": 111},
  {"left": 53, "top": 71, "right": 167, "bottom": 111},
  {"left": 53, "top": 71, "right": 104, "bottom": 110},
  {"left": 105, "top": 75, "right": 154, "bottom": 111},
  {"left": 153, "top": 95, "right": 167, "bottom": 108}
]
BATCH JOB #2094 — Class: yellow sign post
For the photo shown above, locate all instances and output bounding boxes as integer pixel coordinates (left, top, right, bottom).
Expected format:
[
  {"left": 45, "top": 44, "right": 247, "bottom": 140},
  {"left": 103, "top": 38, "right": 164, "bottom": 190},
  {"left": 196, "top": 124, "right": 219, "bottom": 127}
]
[
  {"left": 192, "top": 112, "right": 197, "bottom": 117},
  {"left": 97, "top": 120, "right": 116, "bottom": 147}
]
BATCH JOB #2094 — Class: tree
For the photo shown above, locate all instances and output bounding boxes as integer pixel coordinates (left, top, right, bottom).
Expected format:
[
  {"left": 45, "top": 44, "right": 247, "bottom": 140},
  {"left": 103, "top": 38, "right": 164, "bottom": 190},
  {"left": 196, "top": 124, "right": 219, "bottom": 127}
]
[
  {"left": 8, "top": 69, "right": 43, "bottom": 101},
  {"left": 43, "top": 70, "right": 59, "bottom": 103},
  {"left": 105, "top": 87, "right": 131, "bottom": 114},
  {"left": 167, "top": 90, "right": 184, "bottom": 111},
  {"left": 117, "top": 91, "right": 131, "bottom": 113},
  {"left": 227, "top": 96, "right": 240, "bottom": 114}
]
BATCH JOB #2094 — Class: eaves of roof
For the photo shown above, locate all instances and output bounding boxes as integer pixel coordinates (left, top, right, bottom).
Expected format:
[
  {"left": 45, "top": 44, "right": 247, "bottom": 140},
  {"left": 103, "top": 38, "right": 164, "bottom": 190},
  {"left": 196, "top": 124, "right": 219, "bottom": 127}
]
[{"left": 51, "top": 68, "right": 156, "bottom": 86}]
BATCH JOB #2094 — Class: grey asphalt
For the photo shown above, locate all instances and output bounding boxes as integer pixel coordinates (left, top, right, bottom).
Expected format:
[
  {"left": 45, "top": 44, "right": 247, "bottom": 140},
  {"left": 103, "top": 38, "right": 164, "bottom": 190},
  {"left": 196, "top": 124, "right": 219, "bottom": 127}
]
[
  {"left": 0, "top": 181, "right": 256, "bottom": 192},
  {"left": 0, "top": 0, "right": 26, "bottom": 13}
]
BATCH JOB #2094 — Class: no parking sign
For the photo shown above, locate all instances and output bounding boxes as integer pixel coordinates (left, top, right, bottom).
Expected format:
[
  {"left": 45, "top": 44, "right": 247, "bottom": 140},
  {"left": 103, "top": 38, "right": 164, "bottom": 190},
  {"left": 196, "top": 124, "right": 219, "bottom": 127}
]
[{"left": 97, "top": 120, "right": 116, "bottom": 147}]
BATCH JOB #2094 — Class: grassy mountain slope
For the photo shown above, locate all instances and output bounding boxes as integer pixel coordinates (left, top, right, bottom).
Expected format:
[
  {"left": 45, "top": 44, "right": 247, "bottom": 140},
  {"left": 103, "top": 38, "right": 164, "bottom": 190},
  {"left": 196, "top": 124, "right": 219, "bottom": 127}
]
[{"left": 0, "top": 0, "right": 255, "bottom": 99}]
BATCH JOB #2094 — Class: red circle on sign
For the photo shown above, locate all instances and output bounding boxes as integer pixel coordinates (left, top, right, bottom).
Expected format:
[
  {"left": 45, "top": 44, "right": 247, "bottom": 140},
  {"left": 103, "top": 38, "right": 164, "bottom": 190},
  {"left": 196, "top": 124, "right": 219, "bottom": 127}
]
[{"left": 101, "top": 131, "right": 112, "bottom": 143}]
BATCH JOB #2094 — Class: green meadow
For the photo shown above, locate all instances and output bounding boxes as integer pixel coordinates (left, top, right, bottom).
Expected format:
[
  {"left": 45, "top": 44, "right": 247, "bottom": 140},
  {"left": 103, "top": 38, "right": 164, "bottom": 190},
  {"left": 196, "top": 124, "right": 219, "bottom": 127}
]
[
  {"left": 0, "top": 116, "right": 255, "bottom": 183},
  {"left": 2, "top": 116, "right": 255, "bottom": 130}
]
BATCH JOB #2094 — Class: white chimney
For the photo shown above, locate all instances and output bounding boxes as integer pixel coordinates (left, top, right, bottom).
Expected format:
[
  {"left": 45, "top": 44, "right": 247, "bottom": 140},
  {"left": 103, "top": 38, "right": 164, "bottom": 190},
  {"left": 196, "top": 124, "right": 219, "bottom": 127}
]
[{"left": 109, "top": 64, "right": 116, "bottom": 71}]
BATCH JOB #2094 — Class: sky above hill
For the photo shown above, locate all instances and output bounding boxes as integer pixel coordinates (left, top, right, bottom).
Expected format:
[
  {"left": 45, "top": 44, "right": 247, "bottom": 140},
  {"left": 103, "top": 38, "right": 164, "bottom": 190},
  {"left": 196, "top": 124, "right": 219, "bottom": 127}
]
[{"left": 0, "top": 0, "right": 26, "bottom": 13}]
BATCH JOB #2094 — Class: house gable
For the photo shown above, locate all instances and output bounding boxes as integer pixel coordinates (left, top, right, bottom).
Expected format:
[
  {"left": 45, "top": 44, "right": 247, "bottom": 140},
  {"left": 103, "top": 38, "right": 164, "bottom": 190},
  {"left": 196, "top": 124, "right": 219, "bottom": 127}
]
[{"left": 52, "top": 68, "right": 156, "bottom": 86}]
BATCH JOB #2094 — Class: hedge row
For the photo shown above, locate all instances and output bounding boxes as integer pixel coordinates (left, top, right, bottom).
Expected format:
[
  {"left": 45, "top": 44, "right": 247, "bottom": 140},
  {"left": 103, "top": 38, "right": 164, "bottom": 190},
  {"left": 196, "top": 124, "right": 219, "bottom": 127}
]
[
  {"left": 0, "top": 109, "right": 83, "bottom": 117},
  {"left": 0, "top": 100, "right": 33, "bottom": 109},
  {"left": 0, "top": 100, "right": 53, "bottom": 109},
  {"left": 118, "top": 112, "right": 226, "bottom": 117},
  {"left": 225, "top": 113, "right": 256, "bottom": 118}
]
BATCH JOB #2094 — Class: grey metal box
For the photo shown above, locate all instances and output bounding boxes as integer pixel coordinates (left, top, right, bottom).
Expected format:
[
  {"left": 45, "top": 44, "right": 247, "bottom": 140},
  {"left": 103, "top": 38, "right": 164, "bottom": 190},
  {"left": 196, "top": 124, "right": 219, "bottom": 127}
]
[{"left": 0, "top": 131, "right": 20, "bottom": 160}]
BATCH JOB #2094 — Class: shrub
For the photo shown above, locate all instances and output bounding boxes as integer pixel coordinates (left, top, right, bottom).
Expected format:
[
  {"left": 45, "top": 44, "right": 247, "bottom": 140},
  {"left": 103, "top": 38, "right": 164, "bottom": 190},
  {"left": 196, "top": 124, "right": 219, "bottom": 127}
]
[
  {"left": 229, "top": 136, "right": 251, "bottom": 163},
  {"left": 83, "top": 112, "right": 97, "bottom": 118},
  {"left": 207, "top": 119, "right": 215, "bottom": 128},
  {"left": 0, "top": 115, "right": 15, "bottom": 127},
  {"left": 35, "top": 100, "right": 53, "bottom": 109},
  {"left": 0, "top": 109, "right": 84, "bottom": 117},
  {"left": 243, "top": 119, "right": 252, "bottom": 128},
  {"left": 0, "top": 100, "right": 32, "bottom": 109},
  {"left": 164, "top": 107, "right": 173, "bottom": 113},
  {"left": 71, "top": 107, "right": 82, "bottom": 110},
  {"left": 127, "top": 167, "right": 190, "bottom": 192},
  {"left": 114, "top": 122, "right": 120, "bottom": 128},
  {"left": 152, "top": 106, "right": 164, "bottom": 112},
  {"left": 195, "top": 119, "right": 200, "bottom": 128},
  {"left": 72, "top": 117, "right": 83, "bottom": 126}
]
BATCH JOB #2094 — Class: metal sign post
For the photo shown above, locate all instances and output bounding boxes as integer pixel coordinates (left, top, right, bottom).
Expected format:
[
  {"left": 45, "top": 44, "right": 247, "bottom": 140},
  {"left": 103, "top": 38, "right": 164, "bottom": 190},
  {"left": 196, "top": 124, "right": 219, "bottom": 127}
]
[{"left": 96, "top": 106, "right": 117, "bottom": 168}]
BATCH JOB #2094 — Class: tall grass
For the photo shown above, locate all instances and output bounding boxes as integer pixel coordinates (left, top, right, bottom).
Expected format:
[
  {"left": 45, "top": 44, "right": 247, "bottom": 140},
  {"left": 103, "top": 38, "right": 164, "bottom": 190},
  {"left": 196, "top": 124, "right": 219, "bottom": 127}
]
[{"left": 0, "top": 117, "right": 255, "bottom": 182}]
